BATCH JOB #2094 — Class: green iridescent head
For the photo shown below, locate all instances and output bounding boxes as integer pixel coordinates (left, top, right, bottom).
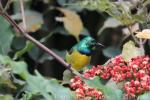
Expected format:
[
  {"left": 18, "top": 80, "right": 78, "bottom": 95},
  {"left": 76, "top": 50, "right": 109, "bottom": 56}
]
[{"left": 73, "top": 36, "right": 103, "bottom": 55}]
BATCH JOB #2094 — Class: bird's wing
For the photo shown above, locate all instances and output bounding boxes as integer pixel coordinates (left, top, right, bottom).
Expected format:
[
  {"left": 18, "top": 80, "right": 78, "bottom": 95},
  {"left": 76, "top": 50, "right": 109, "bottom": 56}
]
[{"left": 66, "top": 50, "right": 91, "bottom": 70}]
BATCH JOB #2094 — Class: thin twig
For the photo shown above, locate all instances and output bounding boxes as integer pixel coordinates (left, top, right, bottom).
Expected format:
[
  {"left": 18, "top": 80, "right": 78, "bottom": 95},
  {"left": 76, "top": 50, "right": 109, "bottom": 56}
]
[
  {"left": 139, "top": 39, "right": 145, "bottom": 54},
  {"left": 128, "top": 26, "right": 145, "bottom": 53},
  {"left": 142, "top": 39, "right": 147, "bottom": 44},
  {"left": 128, "top": 26, "right": 139, "bottom": 44},
  {"left": 0, "top": 0, "right": 4, "bottom": 11},
  {"left": 19, "top": 0, "right": 27, "bottom": 30},
  {"left": 0, "top": 12, "right": 73, "bottom": 72},
  {"left": 4, "top": 0, "right": 12, "bottom": 12},
  {"left": 139, "top": 38, "right": 144, "bottom": 49},
  {"left": 118, "top": 34, "right": 130, "bottom": 47}
]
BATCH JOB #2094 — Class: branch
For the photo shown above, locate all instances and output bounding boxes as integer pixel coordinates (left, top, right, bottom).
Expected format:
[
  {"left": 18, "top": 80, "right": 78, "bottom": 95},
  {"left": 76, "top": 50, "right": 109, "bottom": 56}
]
[
  {"left": 4, "top": 0, "right": 12, "bottom": 12},
  {"left": 0, "top": 12, "right": 73, "bottom": 72},
  {"left": 19, "top": 0, "right": 27, "bottom": 30},
  {"left": 128, "top": 26, "right": 139, "bottom": 44},
  {"left": 0, "top": 0, "right": 4, "bottom": 11},
  {"left": 128, "top": 26, "right": 145, "bottom": 53}
]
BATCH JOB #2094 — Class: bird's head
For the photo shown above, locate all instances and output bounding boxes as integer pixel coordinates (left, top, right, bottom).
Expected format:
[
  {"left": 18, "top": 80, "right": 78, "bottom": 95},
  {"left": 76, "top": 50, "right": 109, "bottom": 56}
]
[{"left": 74, "top": 36, "right": 104, "bottom": 55}]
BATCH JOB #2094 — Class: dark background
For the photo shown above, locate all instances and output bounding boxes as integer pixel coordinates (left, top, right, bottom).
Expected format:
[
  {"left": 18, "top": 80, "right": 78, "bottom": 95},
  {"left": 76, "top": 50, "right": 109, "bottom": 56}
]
[{"left": 3, "top": 0, "right": 150, "bottom": 80}]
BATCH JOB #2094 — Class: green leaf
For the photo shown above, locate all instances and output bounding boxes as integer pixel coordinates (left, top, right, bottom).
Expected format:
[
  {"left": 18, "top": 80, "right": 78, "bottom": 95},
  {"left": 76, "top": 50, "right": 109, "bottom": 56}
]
[
  {"left": 105, "top": 79, "right": 123, "bottom": 99},
  {"left": 28, "top": 45, "right": 66, "bottom": 63},
  {"left": 63, "top": 69, "right": 74, "bottom": 84},
  {"left": 0, "top": 55, "right": 16, "bottom": 88},
  {"left": 38, "top": 49, "right": 66, "bottom": 63},
  {"left": 57, "top": 0, "right": 83, "bottom": 11},
  {"left": 14, "top": 41, "right": 34, "bottom": 60},
  {"left": 0, "top": 65, "right": 16, "bottom": 89},
  {"left": 57, "top": 0, "right": 68, "bottom": 6},
  {"left": 20, "top": 92, "right": 33, "bottom": 100},
  {"left": 12, "top": 37, "right": 26, "bottom": 50},
  {"left": 78, "top": 0, "right": 147, "bottom": 25},
  {"left": 0, "top": 95, "right": 13, "bottom": 100},
  {"left": 102, "top": 46, "right": 121, "bottom": 58},
  {"left": 53, "top": 27, "right": 90, "bottom": 36},
  {"left": 122, "top": 41, "right": 144, "bottom": 62},
  {"left": 10, "top": 60, "right": 29, "bottom": 80},
  {"left": 0, "top": 54, "right": 75, "bottom": 100},
  {"left": 25, "top": 73, "right": 53, "bottom": 100},
  {"left": 25, "top": 70, "right": 75, "bottom": 100},
  {"left": 0, "top": 16, "right": 14, "bottom": 55},
  {"left": 143, "top": 0, "right": 150, "bottom": 7},
  {"left": 0, "top": 55, "right": 29, "bottom": 80},
  {"left": 137, "top": 92, "right": 150, "bottom": 100},
  {"left": 79, "top": 0, "right": 113, "bottom": 11},
  {"left": 28, "top": 45, "right": 41, "bottom": 61},
  {"left": 97, "top": 18, "right": 122, "bottom": 35},
  {"left": 83, "top": 76, "right": 123, "bottom": 100}
]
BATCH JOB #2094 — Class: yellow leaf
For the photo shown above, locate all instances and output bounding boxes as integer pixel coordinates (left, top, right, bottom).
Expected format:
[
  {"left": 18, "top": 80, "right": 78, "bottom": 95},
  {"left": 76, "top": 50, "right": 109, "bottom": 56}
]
[
  {"left": 135, "top": 29, "right": 150, "bottom": 39},
  {"left": 55, "top": 8, "right": 83, "bottom": 42}
]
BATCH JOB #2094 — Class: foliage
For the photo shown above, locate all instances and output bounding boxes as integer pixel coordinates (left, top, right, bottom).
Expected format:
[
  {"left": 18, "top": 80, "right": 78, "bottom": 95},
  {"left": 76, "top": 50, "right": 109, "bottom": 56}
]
[
  {"left": 78, "top": 0, "right": 148, "bottom": 25},
  {"left": 0, "top": 16, "right": 14, "bottom": 55},
  {"left": 122, "top": 41, "right": 144, "bottom": 61},
  {"left": 0, "top": 54, "right": 75, "bottom": 100},
  {"left": 12, "top": 10, "right": 44, "bottom": 32},
  {"left": 0, "top": 0, "right": 150, "bottom": 100}
]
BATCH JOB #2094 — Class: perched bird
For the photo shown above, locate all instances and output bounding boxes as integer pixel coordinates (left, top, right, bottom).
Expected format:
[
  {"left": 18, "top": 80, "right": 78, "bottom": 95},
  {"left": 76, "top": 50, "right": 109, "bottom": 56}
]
[{"left": 66, "top": 36, "right": 103, "bottom": 70}]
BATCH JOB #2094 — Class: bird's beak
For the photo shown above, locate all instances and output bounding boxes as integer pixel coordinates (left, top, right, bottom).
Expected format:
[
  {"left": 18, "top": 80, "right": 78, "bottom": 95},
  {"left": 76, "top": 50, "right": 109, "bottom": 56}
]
[{"left": 95, "top": 42, "right": 104, "bottom": 47}]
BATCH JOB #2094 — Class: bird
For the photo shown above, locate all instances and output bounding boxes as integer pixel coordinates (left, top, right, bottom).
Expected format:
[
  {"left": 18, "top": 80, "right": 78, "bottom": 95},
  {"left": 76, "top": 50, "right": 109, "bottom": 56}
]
[{"left": 66, "top": 36, "right": 104, "bottom": 71}]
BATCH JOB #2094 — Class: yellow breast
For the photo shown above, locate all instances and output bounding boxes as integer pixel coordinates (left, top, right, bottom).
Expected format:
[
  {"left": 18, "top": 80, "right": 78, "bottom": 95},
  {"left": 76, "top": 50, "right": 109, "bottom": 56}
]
[{"left": 66, "top": 50, "right": 91, "bottom": 70}]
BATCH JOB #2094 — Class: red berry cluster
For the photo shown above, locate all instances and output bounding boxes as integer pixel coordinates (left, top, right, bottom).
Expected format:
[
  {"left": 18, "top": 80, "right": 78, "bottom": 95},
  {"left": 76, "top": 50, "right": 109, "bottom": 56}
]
[
  {"left": 70, "top": 76, "right": 104, "bottom": 100},
  {"left": 124, "top": 56, "right": 150, "bottom": 97},
  {"left": 84, "top": 65, "right": 112, "bottom": 79},
  {"left": 70, "top": 55, "right": 150, "bottom": 99},
  {"left": 110, "top": 55, "right": 150, "bottom": 97}
]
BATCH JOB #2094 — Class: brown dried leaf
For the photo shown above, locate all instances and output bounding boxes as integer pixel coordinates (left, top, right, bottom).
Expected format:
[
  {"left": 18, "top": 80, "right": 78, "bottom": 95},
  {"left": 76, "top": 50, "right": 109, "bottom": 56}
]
[
  {"left": 55, "top": 8, "right": 83, "bottom": 41},
  {"left": 135, "top": 29, "right": 150, "bottom": 39},
  {"left": 12, "top": 10, "right": 43, "bottom": 32}
]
